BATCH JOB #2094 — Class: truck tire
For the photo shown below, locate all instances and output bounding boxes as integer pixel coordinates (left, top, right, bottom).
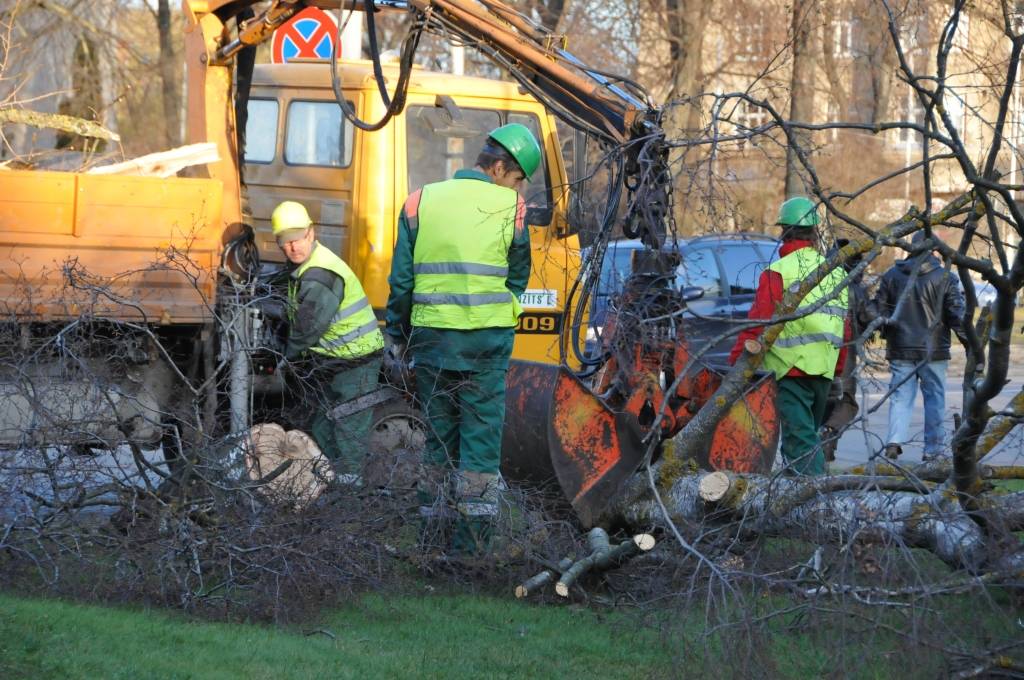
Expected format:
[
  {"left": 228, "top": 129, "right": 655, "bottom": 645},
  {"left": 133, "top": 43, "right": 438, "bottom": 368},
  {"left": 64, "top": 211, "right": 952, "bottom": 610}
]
[{"left": 364, "top": 398, "right": 427, "bottom": 489}]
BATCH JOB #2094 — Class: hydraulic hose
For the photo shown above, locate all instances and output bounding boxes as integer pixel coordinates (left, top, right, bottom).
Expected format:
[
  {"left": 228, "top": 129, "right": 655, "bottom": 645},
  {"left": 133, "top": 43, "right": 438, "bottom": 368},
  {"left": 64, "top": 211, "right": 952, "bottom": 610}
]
[{"left": 330, "top": 1, "right": 423, "bottom": 132}]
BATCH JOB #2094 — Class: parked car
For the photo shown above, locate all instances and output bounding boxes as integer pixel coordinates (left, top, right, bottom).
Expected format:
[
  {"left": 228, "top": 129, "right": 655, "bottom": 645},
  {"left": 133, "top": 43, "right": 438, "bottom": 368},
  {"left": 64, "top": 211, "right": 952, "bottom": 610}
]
[
  {"left": 970, "top": 277, "right": 997, "bottom": 307},
  {"left": 585, "top": 234, "right": 781, "bottom": 363}
]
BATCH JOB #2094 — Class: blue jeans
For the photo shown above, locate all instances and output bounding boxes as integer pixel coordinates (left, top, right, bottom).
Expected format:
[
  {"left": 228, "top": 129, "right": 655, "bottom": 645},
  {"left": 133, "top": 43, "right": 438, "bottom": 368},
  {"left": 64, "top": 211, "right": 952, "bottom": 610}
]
[{"left": 886, "top": 360, "right": 948, "bottom": 456}]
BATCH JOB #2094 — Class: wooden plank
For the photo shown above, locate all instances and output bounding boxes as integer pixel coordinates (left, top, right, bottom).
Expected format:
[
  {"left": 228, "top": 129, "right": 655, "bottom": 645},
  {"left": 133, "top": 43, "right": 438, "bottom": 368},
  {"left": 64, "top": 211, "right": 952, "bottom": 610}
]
[{"left": 87, "top": 143, "right": 219, "bottom": 178}]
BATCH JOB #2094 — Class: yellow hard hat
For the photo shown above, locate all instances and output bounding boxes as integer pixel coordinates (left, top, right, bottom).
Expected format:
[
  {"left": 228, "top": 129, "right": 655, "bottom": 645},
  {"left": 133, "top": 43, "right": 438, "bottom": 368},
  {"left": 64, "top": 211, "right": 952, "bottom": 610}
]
[{"left": 271, "top": 201, "right": 312, "bottom": 238}]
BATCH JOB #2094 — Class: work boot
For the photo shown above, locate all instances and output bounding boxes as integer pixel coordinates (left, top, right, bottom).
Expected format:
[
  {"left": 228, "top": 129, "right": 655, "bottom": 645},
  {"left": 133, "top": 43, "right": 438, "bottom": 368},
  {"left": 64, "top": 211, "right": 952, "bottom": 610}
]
[
  {"left": 452, "top": 471, "right": 503, "bottom": 556},
  {"left": 884, "top": 444, "right": 902, "bottom": 460}
]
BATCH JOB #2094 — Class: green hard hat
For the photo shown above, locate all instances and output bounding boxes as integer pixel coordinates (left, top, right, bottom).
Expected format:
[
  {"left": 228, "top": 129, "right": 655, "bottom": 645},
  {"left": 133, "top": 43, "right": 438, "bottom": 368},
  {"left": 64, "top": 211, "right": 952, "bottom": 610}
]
[
  {"left": 776, "top": 196, "right": 820, "bottom": 228},
  {"left": 488, "top": 123, "right": 542, "bottom": 180}
]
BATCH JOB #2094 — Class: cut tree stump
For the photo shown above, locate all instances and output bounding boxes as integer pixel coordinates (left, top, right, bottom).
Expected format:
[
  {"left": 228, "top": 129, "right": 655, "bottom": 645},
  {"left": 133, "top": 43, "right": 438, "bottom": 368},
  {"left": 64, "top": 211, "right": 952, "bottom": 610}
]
[{"left": 245, "top": 423, "right": 335, "bottom": 509}]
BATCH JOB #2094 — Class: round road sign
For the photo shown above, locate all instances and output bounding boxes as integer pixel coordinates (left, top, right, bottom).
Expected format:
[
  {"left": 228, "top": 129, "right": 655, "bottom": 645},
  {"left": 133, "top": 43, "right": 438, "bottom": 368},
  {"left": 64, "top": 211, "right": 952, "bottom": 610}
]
[{"left": 271, "top": 7, "right": 340, "bottom": 64}]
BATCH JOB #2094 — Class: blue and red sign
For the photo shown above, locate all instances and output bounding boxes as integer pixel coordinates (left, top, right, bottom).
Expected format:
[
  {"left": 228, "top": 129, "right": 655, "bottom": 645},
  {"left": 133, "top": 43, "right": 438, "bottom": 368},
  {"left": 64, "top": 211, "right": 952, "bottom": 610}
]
[{"left": 271, "top": 7, "right": 340, "bottom": 64}]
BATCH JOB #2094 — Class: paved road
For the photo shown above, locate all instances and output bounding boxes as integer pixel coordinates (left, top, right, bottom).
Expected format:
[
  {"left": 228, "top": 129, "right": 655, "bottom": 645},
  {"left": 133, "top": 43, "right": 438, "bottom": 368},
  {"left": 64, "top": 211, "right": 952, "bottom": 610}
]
[{"left": 830, "top": 358, "right": 1024, "bottom": 470}]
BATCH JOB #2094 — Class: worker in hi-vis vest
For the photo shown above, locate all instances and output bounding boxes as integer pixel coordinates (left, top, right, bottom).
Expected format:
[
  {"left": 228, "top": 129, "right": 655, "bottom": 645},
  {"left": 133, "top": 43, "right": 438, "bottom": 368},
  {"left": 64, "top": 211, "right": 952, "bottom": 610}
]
[
  {"left": 384, "top": 124, "right": 538, "bottom": 555},
  {"left": 273, "top": 201, "right": 385, "bottom": 485},
  {"left": 729, "top": 197, "right": 850, "bottom": 475}
]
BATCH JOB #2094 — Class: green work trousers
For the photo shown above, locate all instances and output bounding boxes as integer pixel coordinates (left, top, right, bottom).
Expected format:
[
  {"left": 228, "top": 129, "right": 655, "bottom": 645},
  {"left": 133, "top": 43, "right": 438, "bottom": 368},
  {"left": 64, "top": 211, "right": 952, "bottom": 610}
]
[
  {"left": 307, "top": 353, "right": 383, "bottom": 480},
  {"left": 414, "top": 364, "right": 507, "bottom": 554},
  {"left": 776, "top": 375, "right": 832, "bottom": 476}
]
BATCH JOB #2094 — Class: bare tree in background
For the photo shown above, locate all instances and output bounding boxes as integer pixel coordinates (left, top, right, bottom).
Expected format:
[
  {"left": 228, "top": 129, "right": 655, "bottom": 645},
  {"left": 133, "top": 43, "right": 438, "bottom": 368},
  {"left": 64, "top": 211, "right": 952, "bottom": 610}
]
[
  {"left": 784, "top": 0, "right": 818, "bottom": 196},
  {"left": 155, "top": 0, "right": 180, "bottom": 147}
]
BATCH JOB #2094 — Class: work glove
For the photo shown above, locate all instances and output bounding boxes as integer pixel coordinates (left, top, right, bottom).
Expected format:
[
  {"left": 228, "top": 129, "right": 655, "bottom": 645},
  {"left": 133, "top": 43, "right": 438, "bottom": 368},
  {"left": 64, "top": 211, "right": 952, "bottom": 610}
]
[{"left": 383, "top": 337, "right": 412, "bottom": 390}]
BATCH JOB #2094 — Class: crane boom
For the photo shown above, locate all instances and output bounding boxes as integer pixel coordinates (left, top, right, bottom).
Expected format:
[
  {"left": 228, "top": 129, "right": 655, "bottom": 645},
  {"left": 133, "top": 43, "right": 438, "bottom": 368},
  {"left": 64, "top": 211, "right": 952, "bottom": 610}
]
[{"left": 183, "top": 0, "right": 668, "bottom": 244}]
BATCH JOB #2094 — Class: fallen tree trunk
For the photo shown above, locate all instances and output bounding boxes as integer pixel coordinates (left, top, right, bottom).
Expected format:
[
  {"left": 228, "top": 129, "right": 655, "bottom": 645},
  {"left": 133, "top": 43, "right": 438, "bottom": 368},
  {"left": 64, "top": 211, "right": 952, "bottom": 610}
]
[{"left": 607, "top": 468, "right": 1024, "bottom": 574}]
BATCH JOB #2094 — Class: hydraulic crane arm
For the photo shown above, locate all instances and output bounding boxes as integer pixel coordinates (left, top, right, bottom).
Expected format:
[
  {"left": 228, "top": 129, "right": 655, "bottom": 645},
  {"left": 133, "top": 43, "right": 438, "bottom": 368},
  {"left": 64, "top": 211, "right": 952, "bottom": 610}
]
[{"left": 182, "top": 0, "right": 665, "bottom": 240}]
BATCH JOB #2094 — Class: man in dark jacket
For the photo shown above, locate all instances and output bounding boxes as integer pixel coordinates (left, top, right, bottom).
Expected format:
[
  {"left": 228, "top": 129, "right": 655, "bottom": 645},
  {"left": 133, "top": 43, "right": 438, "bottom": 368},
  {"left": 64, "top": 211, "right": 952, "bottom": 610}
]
[{"left": 877, "top": 233, "right": 967, "bottom": 461}]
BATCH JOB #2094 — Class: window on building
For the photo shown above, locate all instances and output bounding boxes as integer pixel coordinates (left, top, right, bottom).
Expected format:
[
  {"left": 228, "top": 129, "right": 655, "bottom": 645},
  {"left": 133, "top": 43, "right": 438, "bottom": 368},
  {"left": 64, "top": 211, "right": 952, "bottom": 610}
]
[
  {"left": 832, "top": 17, "right": 855, "bottom": 58},
  {"left": 733, "top": 10, "right": 768, "bottom": 63},
  {"left": 951, "top": 11, "right": 970, "bottom": 52},
  {"left": 734, "top": 99, "right": 769, "bottom": 132},
  {"left": 896, "top": 90, "right": 926, "bottom": 147},
  {"left": 944, "top": 88, "right": 966, "bottom": 137}
]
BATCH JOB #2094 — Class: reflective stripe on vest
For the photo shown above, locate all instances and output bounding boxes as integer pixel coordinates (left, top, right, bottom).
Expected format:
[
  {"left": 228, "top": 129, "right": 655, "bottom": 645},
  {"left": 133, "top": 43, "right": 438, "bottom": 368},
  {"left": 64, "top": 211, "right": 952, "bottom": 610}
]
[
  {"left": 762, "top": 248, "right": 848, "bottom": 380},
  {"left": 292, "top": 242, "right": 385, "bottom": 359},
  {"left": 408, "top": 178, "right": 525, "bottom": 330}
]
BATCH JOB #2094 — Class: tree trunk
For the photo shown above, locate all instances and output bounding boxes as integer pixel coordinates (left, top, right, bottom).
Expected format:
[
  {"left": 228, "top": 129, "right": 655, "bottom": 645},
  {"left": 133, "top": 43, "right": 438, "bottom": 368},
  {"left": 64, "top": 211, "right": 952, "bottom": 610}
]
[
  {"left": 784, "top": 0, "right": 819, "bottom": 198},
  {"left": 610, "top": 468, "right": 1024, "bottom": 574},
  {"left": 535, "top": 0, "right": 569, "bottom": 32},
  {"left": 664, "top": 0, "right": 710, "bottom": 135},
  {"left": 157, "top": 0, "right": 180, "bottom": 148}
]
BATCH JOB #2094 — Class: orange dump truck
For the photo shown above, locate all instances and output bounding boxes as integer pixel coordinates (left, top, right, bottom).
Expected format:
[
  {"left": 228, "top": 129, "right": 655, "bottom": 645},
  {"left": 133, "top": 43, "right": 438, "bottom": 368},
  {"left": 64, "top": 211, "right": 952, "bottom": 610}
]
[{"left": 0, "top": 0, "right": 778, "bottom": 527}]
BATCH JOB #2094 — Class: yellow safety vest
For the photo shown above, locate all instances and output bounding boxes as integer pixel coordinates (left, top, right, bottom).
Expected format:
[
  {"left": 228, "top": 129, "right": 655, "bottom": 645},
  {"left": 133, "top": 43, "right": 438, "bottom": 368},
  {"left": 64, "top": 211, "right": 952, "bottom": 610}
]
[
  {"left": 291, "top": 242, "right": 384, "bottom": 359},
  {"left": 405, "top": 178, "right": 525, "bottom": 330},
  {"left": 762, "top": 248, "right": 848, "bottom": 380}
]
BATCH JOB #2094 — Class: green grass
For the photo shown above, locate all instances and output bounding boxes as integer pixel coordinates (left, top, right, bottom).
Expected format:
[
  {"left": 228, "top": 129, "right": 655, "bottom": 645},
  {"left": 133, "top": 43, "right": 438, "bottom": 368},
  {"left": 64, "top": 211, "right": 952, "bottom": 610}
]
[
  {"left": 1, "top": 580, "right": 1020, "bottom": 679},
  {"left": 0, "top": 591, "right": 673, "bottom": 679},
  {"left": 994, "top": 478, "right": 1024, "bottom": 492}
]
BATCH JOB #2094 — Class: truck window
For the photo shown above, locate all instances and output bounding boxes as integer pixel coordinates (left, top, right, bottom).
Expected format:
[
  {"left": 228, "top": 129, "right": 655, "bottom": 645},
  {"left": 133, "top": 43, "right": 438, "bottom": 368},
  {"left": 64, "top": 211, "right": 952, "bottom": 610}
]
[
  {"left": 406, "top": 106, "right": 499, "bottom": 190},
  {"left": 406, "top": 106, "right": 553, "bottom": 225},
  {"left": 244, "top": 99, "right": 278, "bottom": 164},
  {"left": 284, "top": 100, "right": 353, "bottom": 167},
  {"left": 507, "top": 112, "right": 553, "bottom": 225}
]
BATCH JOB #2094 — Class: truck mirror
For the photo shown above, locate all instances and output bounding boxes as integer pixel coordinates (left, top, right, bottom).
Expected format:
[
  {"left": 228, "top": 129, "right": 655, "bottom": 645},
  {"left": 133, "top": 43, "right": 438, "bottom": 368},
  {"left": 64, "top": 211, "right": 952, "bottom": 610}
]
[
  {"left": 414, "top": 95, "right": 480, "bottom": 139},
  {"left": 435, "top": 95, "right": 463, "bottom": 122},
  {"left": 557, "top": 128, "right": 589, "bottom": 237},
  {"left": 681, "top": 286, "right": 705, "bottom": 303},
  {"left": 527, "top": 204, "right": 553, "bottom": 228}
]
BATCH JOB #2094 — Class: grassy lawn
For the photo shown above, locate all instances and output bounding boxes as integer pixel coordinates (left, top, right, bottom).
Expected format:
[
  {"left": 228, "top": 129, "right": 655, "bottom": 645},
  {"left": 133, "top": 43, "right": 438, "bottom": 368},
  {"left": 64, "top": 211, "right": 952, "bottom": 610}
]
[
  {"left": 0, "top": 591, "right": 673, "bottom": 679},
  {"left": 3, "top": 583, "right": 1020, "bottom": 679}
]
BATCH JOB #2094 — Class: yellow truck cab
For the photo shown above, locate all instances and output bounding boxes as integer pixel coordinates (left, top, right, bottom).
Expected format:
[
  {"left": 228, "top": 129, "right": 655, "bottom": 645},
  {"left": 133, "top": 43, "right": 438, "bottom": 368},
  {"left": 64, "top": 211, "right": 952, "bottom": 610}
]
[{"left": 242, "top": 60, "right": 580, "bottom": 366}]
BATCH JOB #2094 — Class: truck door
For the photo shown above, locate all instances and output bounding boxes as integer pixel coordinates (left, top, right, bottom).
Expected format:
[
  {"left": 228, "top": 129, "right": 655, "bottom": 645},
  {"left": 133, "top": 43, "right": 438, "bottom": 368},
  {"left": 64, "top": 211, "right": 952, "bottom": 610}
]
[{"left": 243, "top": 89, "right": 358, "bottom": 265}]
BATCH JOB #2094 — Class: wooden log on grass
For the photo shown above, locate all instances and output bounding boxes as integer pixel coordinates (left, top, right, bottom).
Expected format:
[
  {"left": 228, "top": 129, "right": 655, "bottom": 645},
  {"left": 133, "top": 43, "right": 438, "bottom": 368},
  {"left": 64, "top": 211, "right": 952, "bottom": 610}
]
[
  {"left": 515, "top": 557, "right": 573, "bottom": 599},
  {"left": 555, "top": 530, "right": 656, "bottom": 598}
]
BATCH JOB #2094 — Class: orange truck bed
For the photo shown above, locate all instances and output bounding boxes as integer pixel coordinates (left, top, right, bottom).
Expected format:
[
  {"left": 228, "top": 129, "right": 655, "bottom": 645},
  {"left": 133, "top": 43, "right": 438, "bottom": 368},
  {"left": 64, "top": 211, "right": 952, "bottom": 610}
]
[{"left": 0, "top": 170, "right": 223, "bottom": 325}]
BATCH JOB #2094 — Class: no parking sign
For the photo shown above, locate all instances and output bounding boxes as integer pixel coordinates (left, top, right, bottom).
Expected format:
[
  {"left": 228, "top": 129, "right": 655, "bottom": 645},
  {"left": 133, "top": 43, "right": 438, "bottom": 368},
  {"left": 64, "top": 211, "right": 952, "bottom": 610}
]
[{"left": 271, "top": 7, "right": 340, "bottom": 64}]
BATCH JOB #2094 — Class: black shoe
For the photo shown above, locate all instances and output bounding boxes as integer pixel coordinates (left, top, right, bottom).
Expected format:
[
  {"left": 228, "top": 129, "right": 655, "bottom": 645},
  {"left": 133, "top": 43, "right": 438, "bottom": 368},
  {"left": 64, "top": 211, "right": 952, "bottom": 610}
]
[{"left": 884, "top": 444, "right": 902, "bottom": 460}]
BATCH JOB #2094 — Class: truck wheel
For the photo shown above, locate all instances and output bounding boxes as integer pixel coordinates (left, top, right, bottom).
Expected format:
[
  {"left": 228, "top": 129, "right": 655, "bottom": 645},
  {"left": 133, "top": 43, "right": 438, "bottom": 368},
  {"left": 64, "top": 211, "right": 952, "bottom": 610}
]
[{"left": 365, "top": 399, "right": 427, "bottom": 489}]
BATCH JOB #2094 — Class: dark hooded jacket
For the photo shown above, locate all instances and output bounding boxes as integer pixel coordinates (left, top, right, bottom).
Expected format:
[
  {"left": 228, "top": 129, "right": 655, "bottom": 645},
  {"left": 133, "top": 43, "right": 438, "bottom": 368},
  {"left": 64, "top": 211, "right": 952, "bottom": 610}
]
[{"left": 877, "top": 254, "right": 967, "bottom": 361}]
